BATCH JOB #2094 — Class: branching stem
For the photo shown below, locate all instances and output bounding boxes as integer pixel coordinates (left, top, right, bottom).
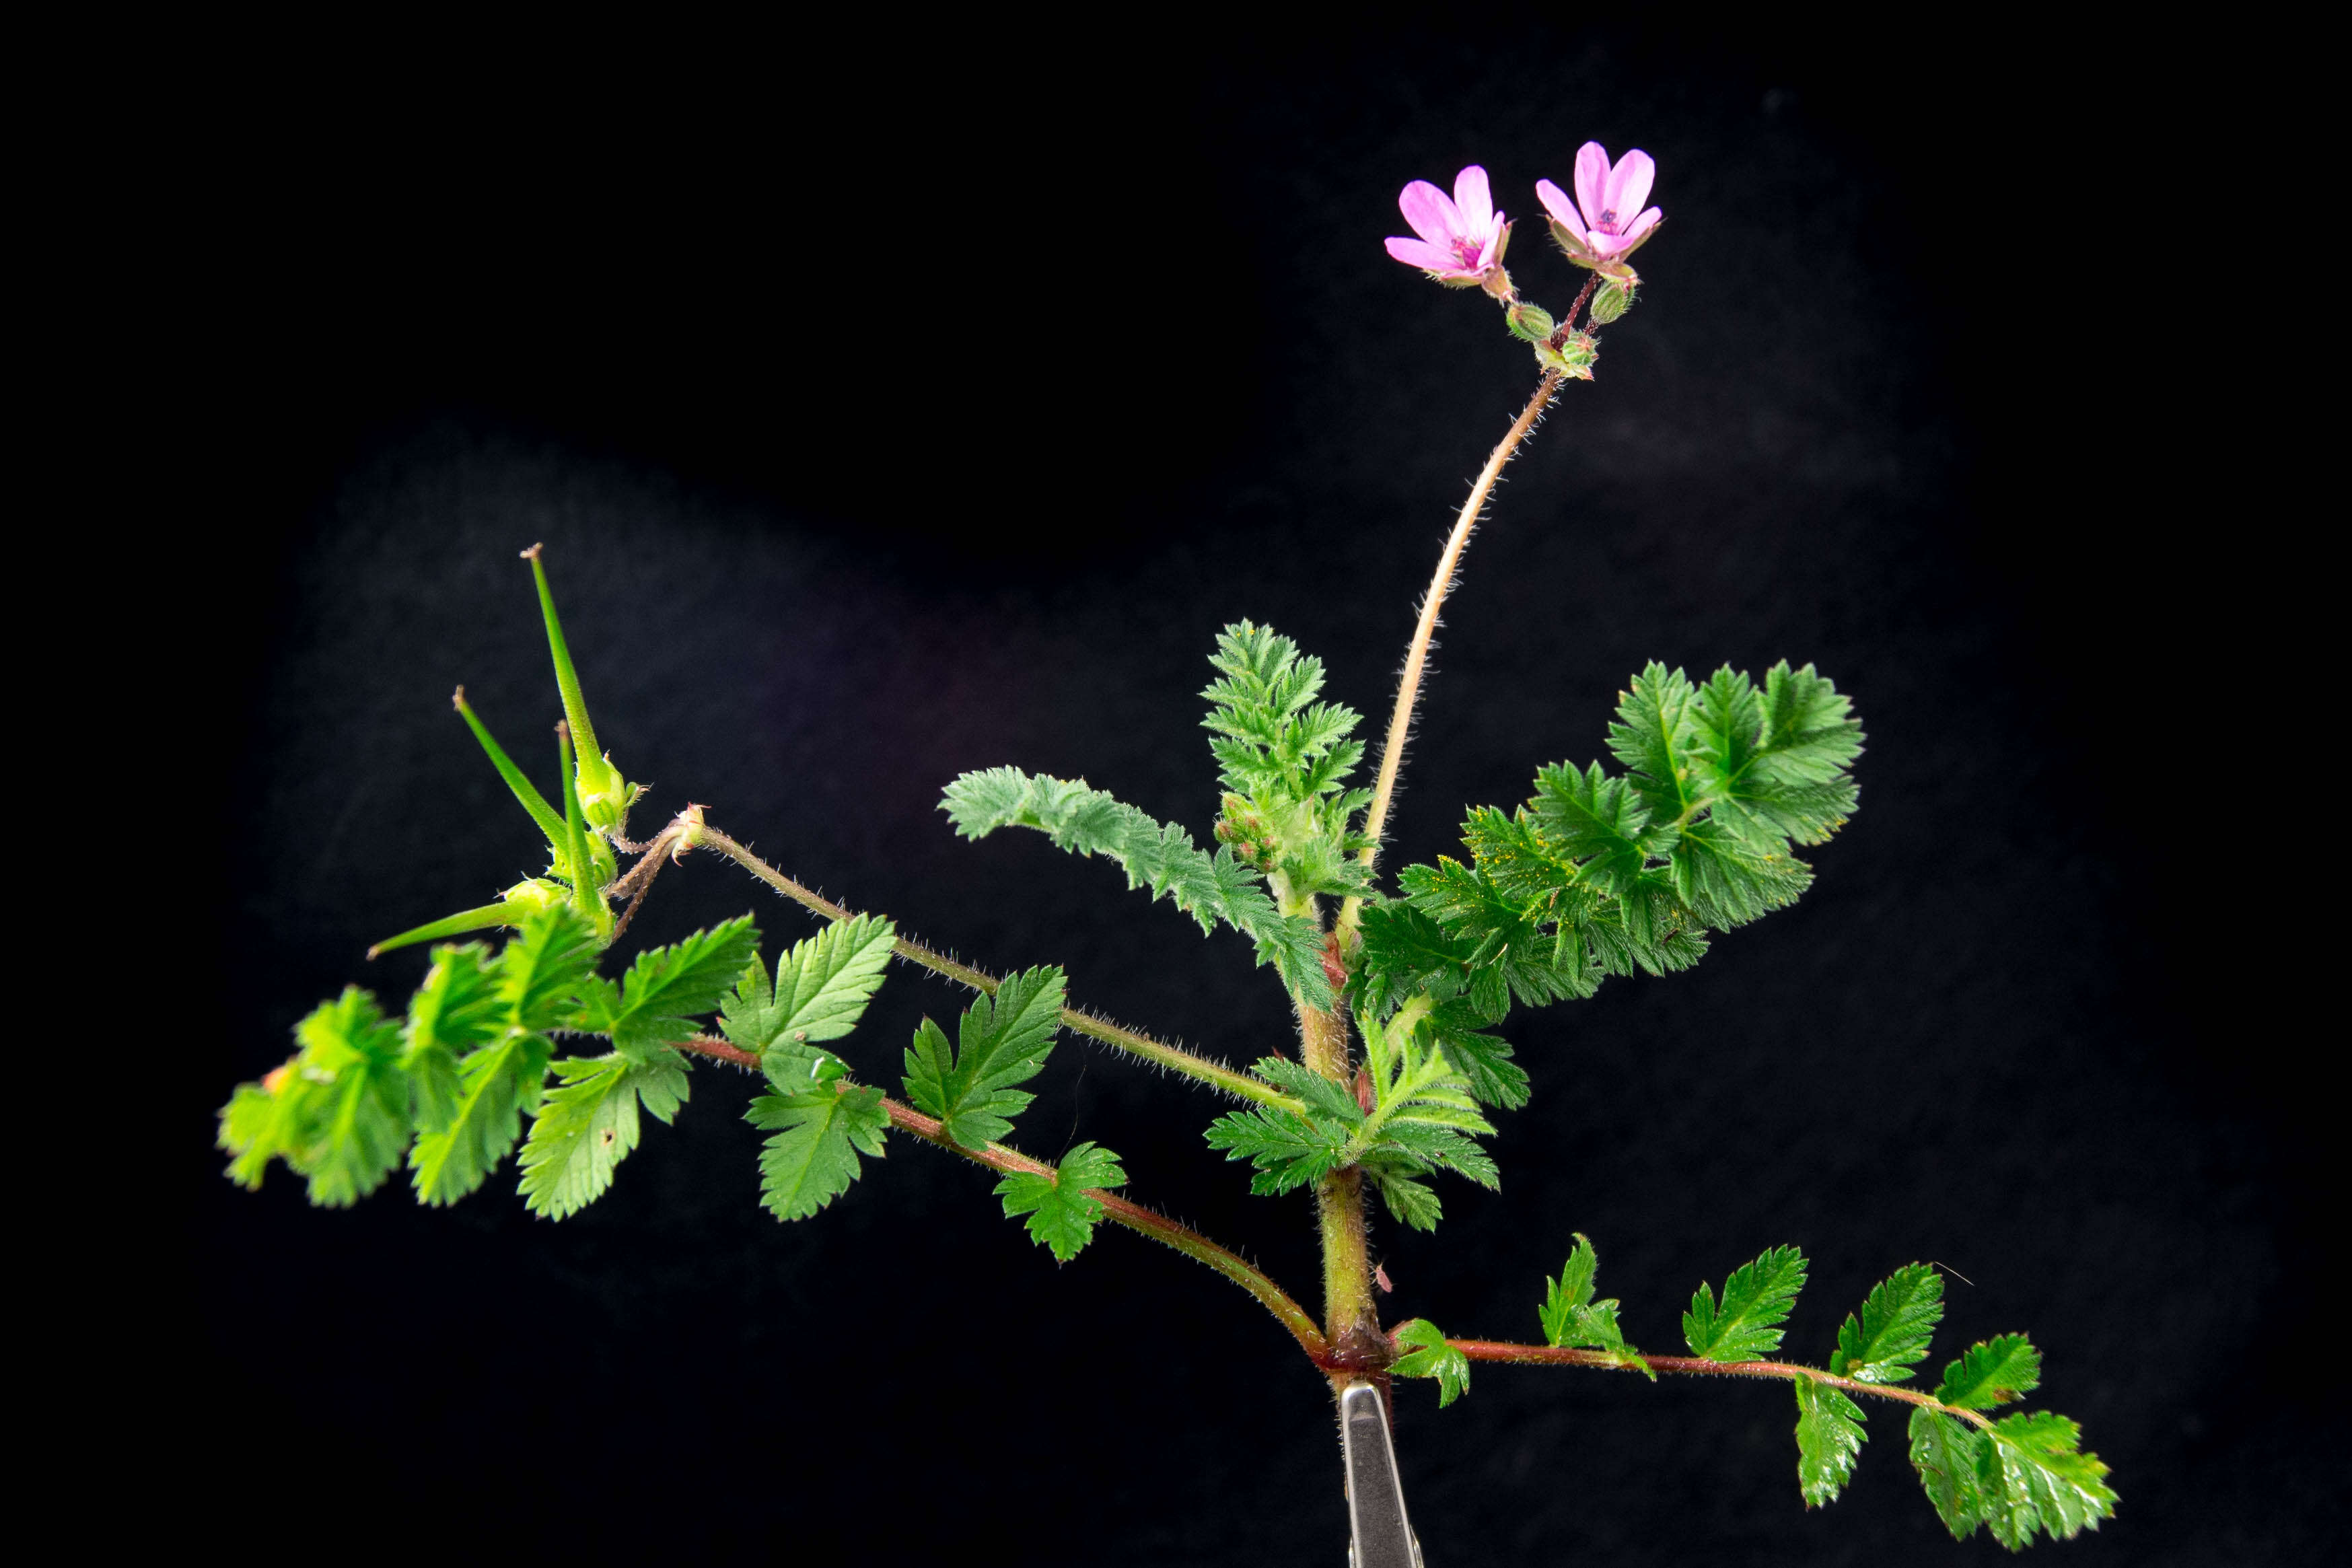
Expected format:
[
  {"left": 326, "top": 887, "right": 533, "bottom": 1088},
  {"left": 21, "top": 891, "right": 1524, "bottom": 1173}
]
[
  {"left": 1444, "top": 1339, "right": 1999, "bottom": 1429},
  {"left": 1339, "top": 370, "right": 1565, "bottom": 948},
  {"left": 670, "top": 1032, "right": 1327, "bottom": 1360},
  {"left": 672, "top": 819, "right": 1304, "bottom": 1112}
]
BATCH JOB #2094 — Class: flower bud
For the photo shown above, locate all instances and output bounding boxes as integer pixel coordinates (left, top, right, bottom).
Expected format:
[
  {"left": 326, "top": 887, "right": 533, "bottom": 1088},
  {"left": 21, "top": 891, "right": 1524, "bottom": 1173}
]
[
  {"left": 1534, "top": 332, "right": 1598, "bottom": 380},
  {"left": 1588, "top": 280, "right": 1635, "bottom": 325},
  {"left": 1505, "top": 302, "right": 1557, "bottom": 342}
]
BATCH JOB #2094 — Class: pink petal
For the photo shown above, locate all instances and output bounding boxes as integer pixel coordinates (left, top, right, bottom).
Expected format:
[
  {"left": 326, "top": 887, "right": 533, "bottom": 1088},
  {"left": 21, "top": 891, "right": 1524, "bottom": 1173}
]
[
  {"left": 1620, "top": 207, "right": 1662, "bottom": 241},
  {"left": 1574, "top": 143, "right": 1611, "bottom": 231},
  {"left": 1604, "top": 150, "right": 1655, "bottom": 224},
  {"left": 1384, "top": 236, "right": 1454, "bottom": 270},
  {"left": 1586, "top": 207, "right": 1662, "bottom": 257},
  {"left": 1452, "top": 165, "right": 1494, "bottom": 234},
  {"left": 1536, "top": 178, "right": 1588, "bottom": 242},
  {"left": 1398, "top": 180, "right": 1463, "bottom": 247}
]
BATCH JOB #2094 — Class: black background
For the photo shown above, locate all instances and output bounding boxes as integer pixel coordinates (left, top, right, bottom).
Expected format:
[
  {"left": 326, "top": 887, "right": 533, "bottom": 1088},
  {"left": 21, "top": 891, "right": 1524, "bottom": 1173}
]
[{"left": 135, "top": 15, "right": 2332, "bottom": 1565}]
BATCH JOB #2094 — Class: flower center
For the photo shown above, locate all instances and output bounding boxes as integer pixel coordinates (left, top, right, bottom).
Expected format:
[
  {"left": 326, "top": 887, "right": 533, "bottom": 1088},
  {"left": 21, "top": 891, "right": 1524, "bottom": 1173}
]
[
  {"left": 1596, "top": 207, "right": 1622, "bottom": 235},
  {"left": 1450, "top": 235, "right": 1485, "bottom": 269}
]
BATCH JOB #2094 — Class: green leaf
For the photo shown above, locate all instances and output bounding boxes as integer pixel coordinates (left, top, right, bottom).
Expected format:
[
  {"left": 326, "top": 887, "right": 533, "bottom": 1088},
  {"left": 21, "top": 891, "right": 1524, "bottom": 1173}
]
[
  {"left": 1199, "top": 620, "right": 1364, "bottom": 808},
  {"left": 218, "top": 988, "right": 413, "bottom": 1205},
  {"left": 406, "top": 906, "right": 593, "bottom": 1204},
  {"left": 748, "top": 1081, "right": 890, "bottom": 1221},
  {"left": 1425, "top": 1001, "right": 1530, "bottom": 1109},
  {"left": 577, "top": 916, "right": 760, "bottom": 1062},
  {"left": 1908, "top": 1407, "right": 1989, "bottom": 1540},
  {"left": 497, "top": 904, "right": 603, "bottom": 1036},
  {"left": 939, "top": 765, "right": 1333, "bottom": 1009},
  {"left": 1977, "top": 1411, "right": 2116, "bottom": 1547},
  {"left": 516, "top": 1051, "right": 690, "bottom": 1219},
  {"left": 1371, "top": 1170, "right": 1443, "bottom": 1231},
  {"left": 1537, "top": 1234, "right": 1653, "bottom": 1376},
  {"left": 1204, "top": 1104, "right": 1353, "bottom": 1195},
  {"left": 1608, "top": 662, "right": 1705, "bottom": 826},
  {"left": 900, "top": 966, "right": 1066, "bottom": 1149},
  {"left": 1831, "top": 1263, "right": 1944, "bottom": 1384},
  {"left": 1793, "top": 1378, "right": 1867, "bottom": 1507},
  {"left": 994, "top": 1141, "right": 1127, "bottom": 1262},
  {"left": 401, "top": 943, "right": 503, "bottom": 1134},
  {"left": 1699, "top": 662, "right": 1863, "bottom": 847},
  {"left": 720, "top": 916, "right": 897, "bottom": 1073},
  {"left": 1933, "top": 1334, "right": 2042, "bottom": 1410},
  {"left": 408, "top": 1032, "right": 553, "bottom": 1205},
  {"left": 1390, "top": 1318, "right": 1470, "bottom": 1406},
  {"left": 1682, "top": 1244, "right": 1808, "bottom": 1361}
]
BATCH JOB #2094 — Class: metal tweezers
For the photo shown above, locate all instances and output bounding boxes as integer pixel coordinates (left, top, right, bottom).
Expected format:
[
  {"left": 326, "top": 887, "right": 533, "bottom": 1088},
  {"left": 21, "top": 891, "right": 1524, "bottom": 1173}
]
[{"left": 1341, "top": 1382, "right": 1425, "bottom": 1567}]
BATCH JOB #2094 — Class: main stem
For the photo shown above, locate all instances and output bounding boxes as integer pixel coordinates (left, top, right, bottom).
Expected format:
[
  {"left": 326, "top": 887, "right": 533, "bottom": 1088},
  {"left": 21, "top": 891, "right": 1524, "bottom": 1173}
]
[{"left": 1337, "top": 369, "right": 1564, "bottom": 952}]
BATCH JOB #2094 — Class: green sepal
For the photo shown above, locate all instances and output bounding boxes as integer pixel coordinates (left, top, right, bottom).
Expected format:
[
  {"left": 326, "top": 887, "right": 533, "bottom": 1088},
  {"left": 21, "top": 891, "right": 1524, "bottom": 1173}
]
[
  {"left": 1682, "top": 1244, "right": 1808, "bottom": 1361},
  {"left": 748, "top": 1080, "right": 890, "bottom": 1221},
  {"left": 516, "top": 1050, "right": 691, "bottom": 1219},
  {"left": 1830, "top": 1262, "right": 1944, "bottom": 1384},
  {"left": 994, "top": 1141, "right": 1127, "bottom": 1262},
  {"left": 1390, "top": 1318, "right": 1470, "bottom": 1406},
  {"left": 1793, "top": 1378, "right": 1867, "bottom": 1506},
  {"left": 900, "top": 966, "right": 1065, "bottom": 1149}
]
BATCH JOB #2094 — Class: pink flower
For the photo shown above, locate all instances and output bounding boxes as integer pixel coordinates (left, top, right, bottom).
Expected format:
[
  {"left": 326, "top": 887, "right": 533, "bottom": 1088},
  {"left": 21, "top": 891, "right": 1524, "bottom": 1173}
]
[
  {"left": 1536, "top": 143, "right": 1662, "bottom": 268},
  {"left": 1384, "top": 166, "right": 1509, "bottom": 283}
]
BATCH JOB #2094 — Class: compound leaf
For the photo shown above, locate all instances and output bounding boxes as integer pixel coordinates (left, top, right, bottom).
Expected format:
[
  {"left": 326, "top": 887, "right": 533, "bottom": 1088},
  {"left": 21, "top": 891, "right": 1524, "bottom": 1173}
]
[
  {"left": 900, "top": 966, "right": 1065, "bottom": 1149},
  {"left": 1683, "top": 1244, "right": 1808, "bottom": 1361},
  {"left": 1831, "top": 1263, "right": 1944, "bottom": 1384},
  {"left": 1934, "top": 1334, "right": 2042, "bottom": 1410},
  {"left": 1794, "top": 1378, "right": 1867, "bottom": 1507},
  {"left": 749, "top": 1081, "right": 890, "bottom": 1221},
  {"left": 1390, "top": 1318, "right": 1470, "bottom": 1406},
  {"left": 577, "top": 916, "right": 760, "bottom": 1062},
  {"left": 993, "top": 1141, "right": 1126, "bottom": 1262}
]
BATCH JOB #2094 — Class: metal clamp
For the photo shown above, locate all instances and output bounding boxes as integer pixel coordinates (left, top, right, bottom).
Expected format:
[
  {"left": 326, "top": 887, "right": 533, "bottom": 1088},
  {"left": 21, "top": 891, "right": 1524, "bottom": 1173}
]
[{"left": 1340, "top": 1382, "right": 1425, "bottom": 1567}]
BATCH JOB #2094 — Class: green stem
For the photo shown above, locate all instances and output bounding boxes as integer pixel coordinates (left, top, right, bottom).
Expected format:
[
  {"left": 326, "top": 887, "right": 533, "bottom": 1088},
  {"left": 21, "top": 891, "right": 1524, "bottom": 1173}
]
[
  {"left": 1335, "top": 370, "right": 1565, "bottom": 953},
  {"left": 554, "top": 723, "right": 606, "bottom": 935},
  {"left": 1444, "top": 1340, "right": 1999, "bottom": 1430},
  {"left": 680, "top": 819, "right": 1305, "bottom": 1112}
]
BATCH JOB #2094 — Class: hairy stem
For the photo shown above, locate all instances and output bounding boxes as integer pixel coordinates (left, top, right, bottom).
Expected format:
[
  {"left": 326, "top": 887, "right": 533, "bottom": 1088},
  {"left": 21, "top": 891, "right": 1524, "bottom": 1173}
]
[
  {"left": 1444, "top": 1340, "right": 2000, "bottom": 1429},
  {"left": 1293, "top": 993, "right": 1382, "bottom": 1378},
  {"left": 1337, "top": 369, "right": 1565, "bottom": 948},
  {"left": 670, "top": 1032, "right": 1327, "bottom": 1356},
  {"left": 677, "top": 818, "right": 1303, "bottom": 1111}
]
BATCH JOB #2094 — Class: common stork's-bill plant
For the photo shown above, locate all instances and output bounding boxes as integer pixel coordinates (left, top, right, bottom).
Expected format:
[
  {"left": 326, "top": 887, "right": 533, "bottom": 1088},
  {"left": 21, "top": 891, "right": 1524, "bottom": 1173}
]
[{"left": 221, "top": 143, "right": 2116, "bottom": 1555}]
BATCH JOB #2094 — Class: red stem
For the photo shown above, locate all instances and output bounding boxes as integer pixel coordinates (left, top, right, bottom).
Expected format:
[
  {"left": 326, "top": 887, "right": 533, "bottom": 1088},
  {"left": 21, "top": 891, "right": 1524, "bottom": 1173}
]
[{"left": 1446, "top": 1339, "right": 1996, "bottom": 1428}]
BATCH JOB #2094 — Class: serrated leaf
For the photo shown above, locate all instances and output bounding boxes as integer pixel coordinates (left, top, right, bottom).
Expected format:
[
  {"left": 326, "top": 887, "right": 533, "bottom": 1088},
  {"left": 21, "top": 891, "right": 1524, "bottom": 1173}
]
[
  {"left": 900, "top": 966, "right": 1065, "bottom": 1149},
  {"left": 1832, "top": 1263, "right": 1944, "bottom": 1384},
  {"left": 749, "top": 1081, "right": 890, "bottom": 1221},
  {"left": 1536, "top": 1233, "right": 1653, "bottom": 1376},
  {"left": 721, "top": 914, "right": 896, "bottom": 1071},
  {"left": 496, "top": 904, "right": 602, "bottom": 1035},
  {"left": 1372, "top": 1170, "right": 1442, "bottom": 1231},
  {"left": 1425, "top": 1002, "right": 1530, "bottom": 1109},
  {"left": 1978, "top": 1411, "right": 2116, "bottom": 1547},
  {"left": 577, "top": 915, "right": 760, "bottom": 1061},
  {"left": 1908, "top": 1406, "right": 1989, "bottom": 1540},
  {"left": 1390, "top": 1318, "right": 1470, "bottom": 1406},
  {"left": 993, "top": 1141, "right": 1126, "bottom": 1262},
  {"left": 1794, "top": 1378, "right": 1867, "bottom": 1507},
  {"left": 939, "top": 767, "right": 1332, "bottom": 1008},
  {"left": 1682, "top": 1244, "right": 1808, "bottom": 1361},
  {"left": 1934, "top": 1334, "right": 2041, "bottom": 1410},
  {"left": 516, "top": 1051, "right": 690, "bottom": 1219},
  {"left": 1608, "top": 662, "right": 1704, "bottom": 826},
  {"left": 1203, "top": 1106, "right": 1352, "bottom": 1195},
  {"left": 219, "top": 988, "right": 413, "bottom": 1205},
  {"left": 401, "top": 943, "right": 502, "bottom": 1134}
]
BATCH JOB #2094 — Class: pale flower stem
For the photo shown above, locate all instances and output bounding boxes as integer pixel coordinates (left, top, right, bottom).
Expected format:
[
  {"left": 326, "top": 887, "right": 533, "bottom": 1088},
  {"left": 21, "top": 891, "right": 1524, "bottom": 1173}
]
[{"left": 1337, "top": 369, "right": 1565, "bottom": 946}]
